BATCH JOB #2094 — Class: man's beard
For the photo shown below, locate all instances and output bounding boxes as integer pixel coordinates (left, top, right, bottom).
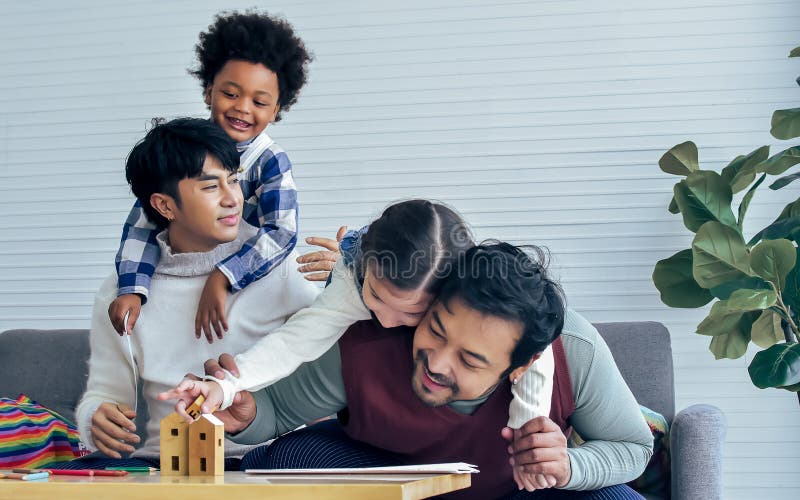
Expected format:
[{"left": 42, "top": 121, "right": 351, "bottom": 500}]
[{"left": 411, "top": 350, "right": 459, "bottom": 407}]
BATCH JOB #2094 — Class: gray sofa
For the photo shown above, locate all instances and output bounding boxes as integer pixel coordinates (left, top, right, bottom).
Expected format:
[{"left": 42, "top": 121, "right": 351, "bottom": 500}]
[{"left": 0, "top": 322, "right": 725, "bottom": 499}]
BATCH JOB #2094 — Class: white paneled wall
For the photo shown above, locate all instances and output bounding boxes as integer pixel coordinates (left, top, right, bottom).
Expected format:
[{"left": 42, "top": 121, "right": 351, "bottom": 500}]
[{"left": 1, "top": 1, "right": 799, "bottom": 497}]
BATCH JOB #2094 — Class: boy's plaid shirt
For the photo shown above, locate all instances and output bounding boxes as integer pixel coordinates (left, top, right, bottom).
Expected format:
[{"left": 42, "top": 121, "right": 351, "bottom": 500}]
[{"left": 115, "top": 138, "right": 298, "bottom": 299}]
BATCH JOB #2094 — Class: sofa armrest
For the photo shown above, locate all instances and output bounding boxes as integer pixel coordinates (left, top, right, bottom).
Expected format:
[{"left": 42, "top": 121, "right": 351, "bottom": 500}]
[{"left": 669, "top": 404, "right": 726, "bottom": 500}]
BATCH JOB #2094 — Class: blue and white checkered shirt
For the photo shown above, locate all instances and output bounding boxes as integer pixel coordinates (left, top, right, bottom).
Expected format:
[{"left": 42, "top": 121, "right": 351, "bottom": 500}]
[{"left": 115, "top": 133, "right": 298, "bottom": 299}]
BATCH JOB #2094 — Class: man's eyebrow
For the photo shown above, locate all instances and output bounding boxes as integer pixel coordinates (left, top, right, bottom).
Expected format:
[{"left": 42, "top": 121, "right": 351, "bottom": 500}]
[
  {"left": 196, "top": 171, "right": 235, "bottom": 181},
  {"left": 462, "top": 349, "right": 489, "bottom": 366},
  {"left": 432, "top": 311, "right": 446, "bottom": 333}
]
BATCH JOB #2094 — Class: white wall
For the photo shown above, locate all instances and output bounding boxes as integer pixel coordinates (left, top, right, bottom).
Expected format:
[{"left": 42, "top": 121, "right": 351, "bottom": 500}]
[{"left": 1, "top": 0, "right": 799, "bottom": 496}]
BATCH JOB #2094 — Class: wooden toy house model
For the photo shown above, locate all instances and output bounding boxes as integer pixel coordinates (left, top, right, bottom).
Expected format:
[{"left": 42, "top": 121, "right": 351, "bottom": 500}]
[
  {"left": 188, "top": 414, "right": 224, "bottom": 476},
  {"left": 160, "top": 412, "right": 190, "bottom": 476},
  {"left": 159, "top": 395, "right": 224, "bottom": 476}
]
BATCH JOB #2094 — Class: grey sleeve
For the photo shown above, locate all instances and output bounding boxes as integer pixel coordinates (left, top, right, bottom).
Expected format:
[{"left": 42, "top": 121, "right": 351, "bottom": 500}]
[
  {"left": 229, "top": 343, "right": 348, "bottom": 445},
  {"left": 562, "top": 323, "right": 654, "bottom": 490}
]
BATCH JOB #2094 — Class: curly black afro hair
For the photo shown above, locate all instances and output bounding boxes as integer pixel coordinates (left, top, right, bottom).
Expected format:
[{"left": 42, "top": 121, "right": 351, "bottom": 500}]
[{"left": 191, "top": 11, "right": 313, "bottom": 122}]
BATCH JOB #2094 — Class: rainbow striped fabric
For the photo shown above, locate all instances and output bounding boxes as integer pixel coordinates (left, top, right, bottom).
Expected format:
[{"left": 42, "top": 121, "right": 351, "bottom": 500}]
[{"left": 0, "top": 394, "right": 88, "bottom": 468}]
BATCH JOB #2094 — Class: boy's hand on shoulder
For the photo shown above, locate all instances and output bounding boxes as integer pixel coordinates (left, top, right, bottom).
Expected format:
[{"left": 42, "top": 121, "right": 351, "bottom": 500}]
[
  {"left": 297, "top": 225, "right": 347, "bottom": 282},
  {"left": 196, "top": 269, "right": 231, "bottom": 343},
  {"left": 108, "top": 294, "right": 142, "bottom": 335}
]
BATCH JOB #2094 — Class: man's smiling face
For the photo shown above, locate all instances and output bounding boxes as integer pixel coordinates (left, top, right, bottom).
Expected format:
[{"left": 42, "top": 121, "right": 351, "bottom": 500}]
[
  {"left": 164, "top": 155, "right": 244, "bottom": 253},
  {"left": 410, "top": 297, "right": 523, "bottom": 407}
]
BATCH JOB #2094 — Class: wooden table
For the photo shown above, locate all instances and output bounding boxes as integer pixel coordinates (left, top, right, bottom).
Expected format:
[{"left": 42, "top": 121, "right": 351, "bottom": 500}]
[{"left": 1, "top": 471, "right": 472, "bottom": 500}]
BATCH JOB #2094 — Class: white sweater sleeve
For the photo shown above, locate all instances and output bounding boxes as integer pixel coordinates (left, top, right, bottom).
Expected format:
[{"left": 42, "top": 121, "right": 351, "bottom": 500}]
[
  {"left": 507, "top": 344, "right": 554, "bottom": 429},
  {"left": 218, "top": 259, "right": 370, "bottom": 408},
  {"left": 75, "top": 275, "right": 139, "bottom": 452}
]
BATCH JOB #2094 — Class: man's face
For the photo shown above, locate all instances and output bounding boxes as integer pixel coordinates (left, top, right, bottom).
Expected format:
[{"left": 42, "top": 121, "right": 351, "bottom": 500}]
[
  {"left": 411, "top": 297, "right": 522, "bottom": 407},
  {"left": 166, "top": 155, "right": 243, "bottom": 253},
  {"left": 205, "top": 59, "right": 280, "bottom": 143}
]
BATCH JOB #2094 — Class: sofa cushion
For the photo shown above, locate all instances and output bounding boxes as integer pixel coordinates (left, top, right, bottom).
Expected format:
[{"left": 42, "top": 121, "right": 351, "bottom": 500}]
[
  {"left": 0, "top": 329, "right": 90, "bottom": 424},
  {"left": 594, "top": 322, "right": 675, "bottom": 421}
]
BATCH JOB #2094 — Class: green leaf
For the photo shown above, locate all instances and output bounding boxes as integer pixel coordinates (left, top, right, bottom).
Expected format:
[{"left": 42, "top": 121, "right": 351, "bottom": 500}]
[
  {"left": 697, "top": 301, "right": 748, "bottom": 336},
  {"left": 692, "top": 221, "right": 753, "bottom": 288},
  {"left": 748, "top": 199, "right": 800, "bottom": 246},
  {"left": 750, "top": 239, "right": 797, "bottom": 291},
  {"left": 770, "top": 172, "right": 800, "bottom": 190},
  {"left": 709, "top": 327, "right": 752, "bottom": 360},
  {"left": 726, "top": 288, "right": 778, "bottom": 311},
  {"left": 653, "top": 249, "right": 714, "bottom": 308},
  {"left": 748, "top": 342, "right": 800, "bottom": 389},
  {"left": 738, "top": 173, "right": 766, "bottom": 231},
  {"left": 668, "top": 196, "right": 679, "bottom": 214},
  {"left": 673, "top": 171, "right": 736, "bottom": 232},
  {"left": 752, "top": 218, "right": 800, "bottom": 246},
  {"left": 790, "top": 46, "right": 800, "bottom": 58},
  {"left": 721, "top": 146, "right": 770, "bottom": 193},
  {"left": 783, "top": 247, "right": 800, "bottom": 325},
  {"left": 751, "top": 310, "right": 786, "bottom": 348},
  {"left": 771, "top": 108, "right": 800, "bottom": 140},
  {"left": 709, "top": 276, "right": 771, "bottom": 300},
  {"left": 778, "top": 382, "right": 800, "bottom": 392},
  {"left": 659, "top": 141, "right": 699, "bottom": 175},
  {"left": 758, "top": 146, "right": 800, "bottom": 176}
]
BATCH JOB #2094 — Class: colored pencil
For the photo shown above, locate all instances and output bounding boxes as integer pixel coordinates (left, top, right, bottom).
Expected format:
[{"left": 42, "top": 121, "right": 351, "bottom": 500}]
[
  {"left": 104, "top": 466, "right": 158, "bottom": 472},
  {"left": 12, "top": 468, "right": 128, "bottom": 477},
  {"left": 0, "top": 472, "right": 50, "bottom": 481}
]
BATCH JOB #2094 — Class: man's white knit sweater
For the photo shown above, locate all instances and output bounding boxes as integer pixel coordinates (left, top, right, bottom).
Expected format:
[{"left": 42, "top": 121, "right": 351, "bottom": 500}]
[{"left": 76, "top": 228, "right": 319, "bottom": 458}]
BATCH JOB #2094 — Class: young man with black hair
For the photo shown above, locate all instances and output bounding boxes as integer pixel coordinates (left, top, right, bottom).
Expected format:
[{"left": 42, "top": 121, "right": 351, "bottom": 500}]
[{"left": 62, "top": 118, "right": 318, "bottom": 469}]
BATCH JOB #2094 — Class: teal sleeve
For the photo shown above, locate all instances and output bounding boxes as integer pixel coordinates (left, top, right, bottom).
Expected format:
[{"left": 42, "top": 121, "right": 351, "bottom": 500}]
[
  {"left": 561, "top": 311, "right": 654, "bottom": 490},
  {"left": 229, "top": 343, "right": 348, "bottom": 445}
]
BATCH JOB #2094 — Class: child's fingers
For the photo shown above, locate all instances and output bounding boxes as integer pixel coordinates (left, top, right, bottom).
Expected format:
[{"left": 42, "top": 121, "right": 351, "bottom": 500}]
[
  {"left": 303, "top": 237, "right": 339, "bottom": 252},
  {"left": 297, "top": 260, "right": 336, "bottom": 273},
  {"left": 303, "top": 271, "right": 331, "bottom": 282},
  {"left": 296, "top": 250, "right": 339, "bottom": 264},
  {"left": 108, "top": 304, "right": 125, "bottom": 335},
  {"left": 218, "top": 307, "right": 229, "bottom": 335},
  {"left": 199, "top": 388, "right": 223, "bottom": 414},
  {"left": 335, "top": 226, "right": 347, "bottom": 242},
  {"left": 125, "top": 307, "right": 140, "bottom": 335}
]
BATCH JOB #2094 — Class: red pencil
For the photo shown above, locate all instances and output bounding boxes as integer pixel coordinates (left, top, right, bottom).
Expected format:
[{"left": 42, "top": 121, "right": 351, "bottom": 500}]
[{"left": 12, "top": 469, "right": 128, "bottom": 477}]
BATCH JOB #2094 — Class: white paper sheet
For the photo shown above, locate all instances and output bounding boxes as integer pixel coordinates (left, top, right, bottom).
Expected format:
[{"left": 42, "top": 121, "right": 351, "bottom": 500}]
[{"left": 245, "top": 462, "right": 479, "bottom": 475}]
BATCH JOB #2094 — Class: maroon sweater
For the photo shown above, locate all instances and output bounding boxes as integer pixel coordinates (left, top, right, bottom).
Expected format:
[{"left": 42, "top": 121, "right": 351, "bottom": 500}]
[{"left": 338, "top": 321, "right": 575, "bottom": 500}]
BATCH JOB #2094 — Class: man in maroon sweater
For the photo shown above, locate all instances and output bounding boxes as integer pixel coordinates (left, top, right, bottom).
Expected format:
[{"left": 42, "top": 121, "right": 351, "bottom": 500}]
[{"left": 177, "top": 242, "right": 652, "bottom": 499}]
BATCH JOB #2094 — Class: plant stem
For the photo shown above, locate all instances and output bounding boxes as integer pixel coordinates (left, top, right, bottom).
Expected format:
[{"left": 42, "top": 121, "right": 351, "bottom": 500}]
[
  {"left": 771, "top": 283, "right": 800, "bottom": 340},
  {"left": 783, "top": 318, "right": 799, "bottom": 344}
]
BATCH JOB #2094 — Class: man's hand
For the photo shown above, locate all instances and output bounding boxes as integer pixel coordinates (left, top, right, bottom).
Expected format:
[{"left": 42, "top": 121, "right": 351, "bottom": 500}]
[
  {"left": 157, "top": 353, "right": 256, "bottom": 434},
  {"left": 108, "top": 294, "right": 142, "bottom": 335},
  {"left": 195, "top": 269, "right": 231, "bottom": 343},
  {"left": 501, "top": 416, "right": 571, "bottom": 491},
  {"left": 90, "top": 402, "right": 139, "bottom": 458},
  {"left": 296, "top": 226, "right": 346, "bottom": 282},
  {"left": 203, "top": 354, "right": 257, "bottom": 434}
]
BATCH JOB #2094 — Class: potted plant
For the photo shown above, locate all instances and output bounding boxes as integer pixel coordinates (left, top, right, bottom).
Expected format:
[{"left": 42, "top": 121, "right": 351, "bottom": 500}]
[{"left": 652, "top": 47, "right": 800, "bottom": 402}]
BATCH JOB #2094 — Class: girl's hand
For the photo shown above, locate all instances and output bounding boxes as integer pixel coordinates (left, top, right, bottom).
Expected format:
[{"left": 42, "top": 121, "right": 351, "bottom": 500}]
[
  {"left": 297, "top": 226, "right": 347, "bottom": 281},
  {"left": 195, "top": 269, "right": 230, "bottom": 343},
  {"left": 158, "top": 378, "right": 224, "bottom": 424}
]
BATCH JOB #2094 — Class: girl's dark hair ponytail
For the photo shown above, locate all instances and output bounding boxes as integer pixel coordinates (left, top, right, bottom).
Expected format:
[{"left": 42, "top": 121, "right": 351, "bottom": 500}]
[{"left": 359, "top": 199, "right": 473, "bottom": 293}]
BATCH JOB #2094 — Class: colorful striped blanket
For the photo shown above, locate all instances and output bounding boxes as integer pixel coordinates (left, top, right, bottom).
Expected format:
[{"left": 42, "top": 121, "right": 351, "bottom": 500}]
[{"left": 0, "top": 394, "right": 89, "bottom": 467}]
